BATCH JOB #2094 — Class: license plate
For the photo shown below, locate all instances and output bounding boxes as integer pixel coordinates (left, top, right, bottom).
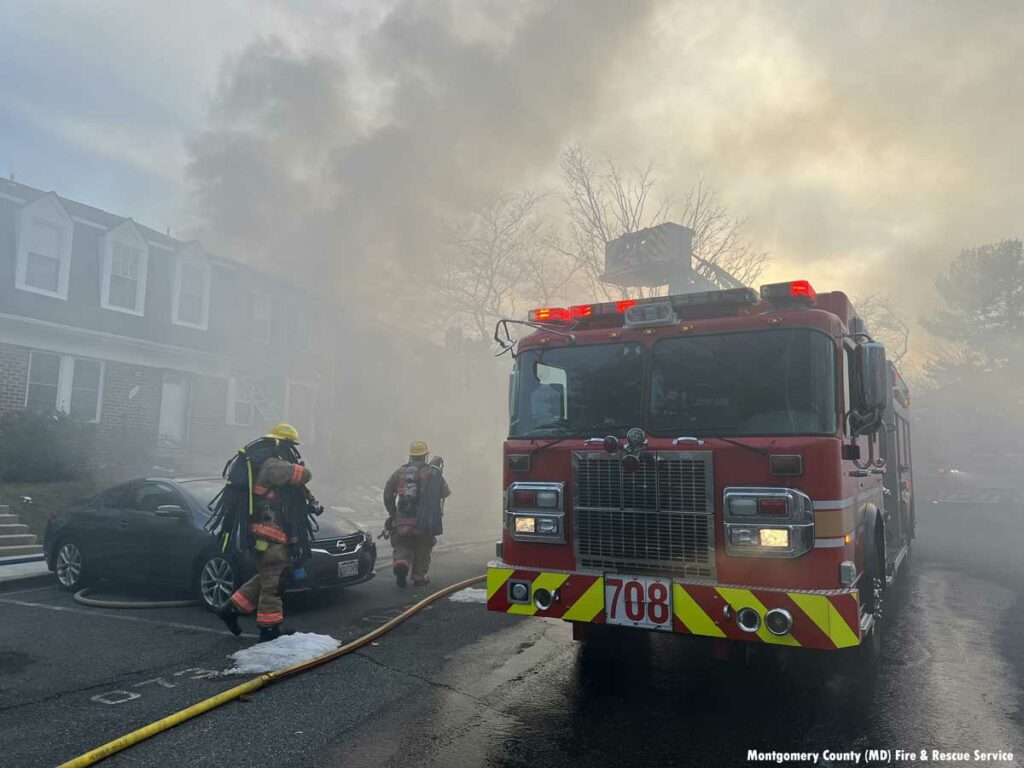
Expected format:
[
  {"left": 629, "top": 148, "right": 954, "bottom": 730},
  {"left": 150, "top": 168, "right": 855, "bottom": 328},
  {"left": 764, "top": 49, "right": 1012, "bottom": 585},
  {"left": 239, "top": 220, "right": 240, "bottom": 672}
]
[
  {"left": 604, "top": 574, "right": 673, "bottom": 631},
  {"left": 337, "top": 561, "right": 360, "bottom": 579}
]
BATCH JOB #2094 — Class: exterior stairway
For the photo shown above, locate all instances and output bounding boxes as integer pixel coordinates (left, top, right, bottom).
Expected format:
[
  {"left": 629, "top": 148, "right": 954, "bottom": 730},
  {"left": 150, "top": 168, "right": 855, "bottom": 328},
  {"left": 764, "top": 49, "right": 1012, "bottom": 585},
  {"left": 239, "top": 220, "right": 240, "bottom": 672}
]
[
  {"left": 0, "top": 505, "right": 44, "bottom": 561},
  {"left": 230, "top": 365, "right": 281, "bottom": 425}
]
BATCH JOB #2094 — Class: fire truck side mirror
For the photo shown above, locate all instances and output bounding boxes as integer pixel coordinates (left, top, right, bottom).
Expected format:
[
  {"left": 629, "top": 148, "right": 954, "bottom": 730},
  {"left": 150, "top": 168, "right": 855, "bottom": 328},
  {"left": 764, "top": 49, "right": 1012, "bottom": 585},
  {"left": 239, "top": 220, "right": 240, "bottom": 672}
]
[{"left": 853, "top": 342, "right": 888, "bottom": 434}]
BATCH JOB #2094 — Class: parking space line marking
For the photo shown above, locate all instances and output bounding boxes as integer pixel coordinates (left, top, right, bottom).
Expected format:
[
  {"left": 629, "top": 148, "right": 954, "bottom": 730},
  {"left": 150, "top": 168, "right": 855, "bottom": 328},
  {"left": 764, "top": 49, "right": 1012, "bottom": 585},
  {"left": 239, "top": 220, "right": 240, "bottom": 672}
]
[
  {"left": 0, "top": 584, "right": 60, "bottom": 597},
  {"left": 0, "top": 597, "right": 257, "bottom": 638}
]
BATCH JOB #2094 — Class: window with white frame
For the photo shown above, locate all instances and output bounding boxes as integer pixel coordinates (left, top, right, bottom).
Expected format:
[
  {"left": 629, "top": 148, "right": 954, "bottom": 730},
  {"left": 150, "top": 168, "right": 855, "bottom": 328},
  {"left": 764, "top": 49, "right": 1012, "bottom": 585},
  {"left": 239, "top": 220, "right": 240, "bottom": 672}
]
[
  {"left": 101, "top": 223, "right": 149, "bottom": 314},
  {"left": 26, "top": 351, "right": 104, "bottom": 422},
  {"left": 251, "top": 295, "right": 272, "bottom": 343},
  {"left": 25, "top": 219, "right": 64, "bottom": 293},
  {"left": 227, "top": 378, "right": 254, "bottom": 426},
  {"left": 172, "top": 252, "right": 211, "bottom": 329}
]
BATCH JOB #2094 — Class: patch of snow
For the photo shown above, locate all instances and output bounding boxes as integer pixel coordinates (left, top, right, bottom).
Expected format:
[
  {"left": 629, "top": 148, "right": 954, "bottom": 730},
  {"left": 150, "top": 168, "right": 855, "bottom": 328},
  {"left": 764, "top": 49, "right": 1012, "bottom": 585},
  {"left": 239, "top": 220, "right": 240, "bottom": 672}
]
[
  {"left": 448, "top": 588, "right": 488, "bottom": 604},
  {"left": 224, "top": 632, "right": 341, "bottom": 675}
]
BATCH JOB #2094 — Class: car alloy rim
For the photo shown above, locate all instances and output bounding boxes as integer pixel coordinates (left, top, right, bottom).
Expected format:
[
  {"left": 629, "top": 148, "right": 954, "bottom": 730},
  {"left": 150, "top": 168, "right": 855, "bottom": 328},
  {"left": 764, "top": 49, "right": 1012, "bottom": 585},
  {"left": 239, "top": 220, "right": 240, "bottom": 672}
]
[
  {"left": 56, "top": 543, "right": 82, "bottom": 587},
  {"left": 200, "top": 557, "right": 235, "bottom": 609}
]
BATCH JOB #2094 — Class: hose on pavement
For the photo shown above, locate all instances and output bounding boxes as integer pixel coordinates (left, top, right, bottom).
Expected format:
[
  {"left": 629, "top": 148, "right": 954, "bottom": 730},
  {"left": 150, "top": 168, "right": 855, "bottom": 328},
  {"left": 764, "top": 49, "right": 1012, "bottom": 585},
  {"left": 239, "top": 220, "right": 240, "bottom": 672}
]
[
  {"left": 73, "top": 588, "right": 200, "bottom": 609},
  {"left": 57, "top": 573, "right": 486, "bottom": 768}
]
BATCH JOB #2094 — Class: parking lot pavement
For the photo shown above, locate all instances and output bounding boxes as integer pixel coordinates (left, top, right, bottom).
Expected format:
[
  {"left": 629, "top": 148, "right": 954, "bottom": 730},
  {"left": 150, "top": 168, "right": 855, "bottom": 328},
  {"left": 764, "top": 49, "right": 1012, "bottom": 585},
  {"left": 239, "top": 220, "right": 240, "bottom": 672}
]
[{"left": 0, "top": 539, "right": 494, "bottom": 768}]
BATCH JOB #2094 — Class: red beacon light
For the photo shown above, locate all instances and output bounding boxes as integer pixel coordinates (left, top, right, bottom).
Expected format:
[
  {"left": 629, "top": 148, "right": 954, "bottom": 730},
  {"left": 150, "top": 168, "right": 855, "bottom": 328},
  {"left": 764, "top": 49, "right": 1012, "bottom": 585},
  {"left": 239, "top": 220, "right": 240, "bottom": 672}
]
[
  {"left": 529, "top": 307, "right": 572, "bottom": 323},
  {"left": 528, "top": 300, "right": 638, "bottom": 324},
  {"left": 760, "top": 280, "right": 817, "bottom": 304}
]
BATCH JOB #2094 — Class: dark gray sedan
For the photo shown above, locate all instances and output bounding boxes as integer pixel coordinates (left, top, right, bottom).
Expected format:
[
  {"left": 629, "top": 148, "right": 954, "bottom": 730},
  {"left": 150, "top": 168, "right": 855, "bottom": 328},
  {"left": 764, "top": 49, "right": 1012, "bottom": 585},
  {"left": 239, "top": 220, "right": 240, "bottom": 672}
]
[{"left": 42, "top": 477, "right": 377, "bottom": 610}]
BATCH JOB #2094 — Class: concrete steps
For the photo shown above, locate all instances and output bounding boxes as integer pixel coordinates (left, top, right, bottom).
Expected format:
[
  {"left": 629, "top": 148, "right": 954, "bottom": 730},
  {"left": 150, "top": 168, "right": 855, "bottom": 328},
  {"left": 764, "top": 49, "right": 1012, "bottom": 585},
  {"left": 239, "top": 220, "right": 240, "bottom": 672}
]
[
  {"left": 0, "top": 548, "right": 43, "bottom": 561},
  {"left": 0, "top": 505, "right": 43, "bottom": 559}
]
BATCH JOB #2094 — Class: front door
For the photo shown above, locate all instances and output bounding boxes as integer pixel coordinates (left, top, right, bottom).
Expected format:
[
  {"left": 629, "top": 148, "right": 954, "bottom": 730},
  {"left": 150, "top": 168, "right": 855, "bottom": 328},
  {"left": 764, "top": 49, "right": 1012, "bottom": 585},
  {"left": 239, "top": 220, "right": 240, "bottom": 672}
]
[
  {"left": 158, "top": 373, "right": 191, "bottom": 449},
  {"left": 124, "top": 481, "right": 198, "bottom": 583}
]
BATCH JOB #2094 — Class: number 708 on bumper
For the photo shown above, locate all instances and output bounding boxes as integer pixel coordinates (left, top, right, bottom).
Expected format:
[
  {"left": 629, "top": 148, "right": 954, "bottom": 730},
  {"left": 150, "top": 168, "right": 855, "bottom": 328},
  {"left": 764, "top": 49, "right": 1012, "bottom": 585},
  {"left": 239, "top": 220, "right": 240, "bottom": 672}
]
[{"left": 604, "top": 575, "right": 673, "bottom": 630}]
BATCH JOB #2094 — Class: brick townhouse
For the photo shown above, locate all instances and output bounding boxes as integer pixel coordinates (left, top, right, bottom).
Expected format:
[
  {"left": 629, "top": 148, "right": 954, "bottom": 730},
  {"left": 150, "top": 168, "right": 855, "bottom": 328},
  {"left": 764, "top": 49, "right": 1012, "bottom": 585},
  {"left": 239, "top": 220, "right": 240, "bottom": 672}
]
[{"left": 0, "top": 178, "right": 340, "bottom": 474}]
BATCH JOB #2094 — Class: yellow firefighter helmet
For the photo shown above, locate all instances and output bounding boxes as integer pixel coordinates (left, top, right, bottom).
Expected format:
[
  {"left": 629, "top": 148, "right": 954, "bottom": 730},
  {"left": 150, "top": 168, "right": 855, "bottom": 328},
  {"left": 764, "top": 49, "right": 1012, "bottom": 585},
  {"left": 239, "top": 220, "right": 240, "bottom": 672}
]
[
  {"left": 409, "top": 440, "right": 429, "bottom": 457},
  {"left": 265, "top": 423, "right": 300, "bottom": 444}
]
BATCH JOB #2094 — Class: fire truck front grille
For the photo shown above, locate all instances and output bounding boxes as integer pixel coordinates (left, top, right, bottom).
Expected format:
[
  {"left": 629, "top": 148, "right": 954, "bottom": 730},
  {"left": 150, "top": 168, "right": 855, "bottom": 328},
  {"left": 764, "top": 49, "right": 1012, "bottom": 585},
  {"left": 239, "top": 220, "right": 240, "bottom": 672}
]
[{"left": 573, "top": 452, "right": 715, "bottom": 578}]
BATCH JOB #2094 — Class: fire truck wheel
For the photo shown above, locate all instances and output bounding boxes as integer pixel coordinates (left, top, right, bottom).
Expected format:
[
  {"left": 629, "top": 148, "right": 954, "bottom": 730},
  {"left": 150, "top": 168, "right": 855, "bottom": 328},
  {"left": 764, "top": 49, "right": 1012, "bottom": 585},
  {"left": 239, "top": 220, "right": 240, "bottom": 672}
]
[
  {"left": 852, "top": 520, "right": 886, "bottom": 669},
  {"left": 860, "top": 516, "right": 886, "bottom": 617}
]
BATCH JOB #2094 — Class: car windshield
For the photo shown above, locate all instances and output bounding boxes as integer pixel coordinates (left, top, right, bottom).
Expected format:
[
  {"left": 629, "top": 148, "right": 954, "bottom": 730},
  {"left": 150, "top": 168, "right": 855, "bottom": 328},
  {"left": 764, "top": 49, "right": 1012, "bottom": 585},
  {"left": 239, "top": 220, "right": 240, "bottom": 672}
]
[
  {"left": 649, "top": 328, "right": 837, "bottom": 436},
  {"left": 510, "top": 342, "right": 645, "bottom": 437},
  {"left": 179, "top": 480, "right": 225, "bottom": 510}
]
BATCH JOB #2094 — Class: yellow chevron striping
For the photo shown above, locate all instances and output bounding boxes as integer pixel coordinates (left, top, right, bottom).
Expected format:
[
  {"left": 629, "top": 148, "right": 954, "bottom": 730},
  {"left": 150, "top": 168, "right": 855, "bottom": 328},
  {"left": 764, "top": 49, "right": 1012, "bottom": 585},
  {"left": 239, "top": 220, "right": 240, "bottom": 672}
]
[
  {"left": 826, "top": 601, "right": 860, "bottom": 648},
  {"left": 716, "top": 587, "right": 800, "bottom": 647},
  {"left": 486, "top": 568, "right": 515, "bottom": 600},
  {"left": 787, "top": 592, "right": 861, "bottom": 649},
  {"left": 673, "top": 585, "right": 726, "bottom": 638},
  {"left": 788, "top": 592, "right": 831, "bottom": 640},
  {"left": 562, "top": 578, "right": 605, "bottom": 622},
  {"left": 507, "top": 572, "right": 569, "bottom": 616}
]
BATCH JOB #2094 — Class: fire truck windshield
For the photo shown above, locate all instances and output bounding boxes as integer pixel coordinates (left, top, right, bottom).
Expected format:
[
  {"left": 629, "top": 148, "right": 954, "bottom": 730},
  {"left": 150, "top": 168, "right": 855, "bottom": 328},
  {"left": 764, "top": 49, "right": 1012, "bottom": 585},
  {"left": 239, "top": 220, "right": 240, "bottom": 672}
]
[
  {"left": 510, "top": 342, "right": 645, "bottom": 437},
  {"left": 509, "top": 329, "right": 837, "bottom": 439},
  {"left": 649, "top": 328, "right": 837, "bottom": 436}
]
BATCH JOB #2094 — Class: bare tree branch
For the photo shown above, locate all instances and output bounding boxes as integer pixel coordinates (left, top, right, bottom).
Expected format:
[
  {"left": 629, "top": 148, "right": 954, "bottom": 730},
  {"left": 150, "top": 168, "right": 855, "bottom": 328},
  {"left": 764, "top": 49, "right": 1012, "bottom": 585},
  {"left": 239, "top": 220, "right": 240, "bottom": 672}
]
[
  {"left": 434, "top": 190, "right": 577, "bottom": 340},
  {"left": 561, "top": 145, "right": 767, "bottom": 299}
]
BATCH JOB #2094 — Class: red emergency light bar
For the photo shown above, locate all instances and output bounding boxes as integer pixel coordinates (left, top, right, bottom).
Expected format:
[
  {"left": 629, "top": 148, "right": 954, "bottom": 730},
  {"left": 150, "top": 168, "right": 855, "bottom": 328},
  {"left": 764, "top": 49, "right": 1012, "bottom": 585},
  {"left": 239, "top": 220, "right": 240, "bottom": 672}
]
[
  {"left": 529, "top": 300, "right": 637, "bottom": 323},
  {"left": 527, "top": 291, "right": 760, "bottom": 325},
  {"left": 760, "top": 280, "right": 817, "bottom": 304}
]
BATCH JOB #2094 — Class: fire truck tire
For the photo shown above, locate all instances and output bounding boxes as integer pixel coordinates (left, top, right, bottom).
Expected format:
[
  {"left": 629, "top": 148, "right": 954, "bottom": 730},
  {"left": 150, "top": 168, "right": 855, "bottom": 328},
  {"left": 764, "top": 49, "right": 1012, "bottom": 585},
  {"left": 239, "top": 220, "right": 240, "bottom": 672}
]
[
  {"left": 860, "top": 512, "right": 886, "bottom": 616},
  {"left": 853, "top": 515, "right": 886, "bottom": 668}
]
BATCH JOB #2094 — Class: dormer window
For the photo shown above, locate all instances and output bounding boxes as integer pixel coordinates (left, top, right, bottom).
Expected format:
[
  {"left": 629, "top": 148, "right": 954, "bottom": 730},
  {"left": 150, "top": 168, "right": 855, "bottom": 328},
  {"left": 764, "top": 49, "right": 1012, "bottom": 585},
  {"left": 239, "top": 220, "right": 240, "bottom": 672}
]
[
  {"left": 101, "top": 221, "right": 149, "bottom": 315},
  {"left": 172, "top": 244, "right": 211, "bottom": 330},
  {"left": 15, "top": 193, "right": 74, "bottom": 299}
]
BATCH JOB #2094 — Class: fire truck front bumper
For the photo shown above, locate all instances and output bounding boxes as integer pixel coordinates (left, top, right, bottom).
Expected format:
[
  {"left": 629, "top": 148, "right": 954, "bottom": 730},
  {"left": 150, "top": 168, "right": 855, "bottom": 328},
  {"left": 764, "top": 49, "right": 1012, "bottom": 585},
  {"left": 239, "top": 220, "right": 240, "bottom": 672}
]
[{"left": 486, "top": 562, "right": 863, "bottom": 652}]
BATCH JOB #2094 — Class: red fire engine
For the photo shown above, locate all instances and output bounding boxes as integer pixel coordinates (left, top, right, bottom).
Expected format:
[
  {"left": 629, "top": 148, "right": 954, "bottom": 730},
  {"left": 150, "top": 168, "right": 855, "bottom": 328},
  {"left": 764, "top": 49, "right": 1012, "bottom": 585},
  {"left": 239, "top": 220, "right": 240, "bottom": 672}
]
[{"left": 487, "top": 280, "right": 914, "bottom": 658}]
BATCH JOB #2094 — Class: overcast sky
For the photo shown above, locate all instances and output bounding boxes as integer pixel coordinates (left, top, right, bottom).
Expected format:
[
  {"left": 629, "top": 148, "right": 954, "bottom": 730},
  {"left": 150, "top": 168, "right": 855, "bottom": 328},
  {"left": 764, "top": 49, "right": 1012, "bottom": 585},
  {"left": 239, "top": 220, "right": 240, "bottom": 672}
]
[{"left": 3, "top": 0, "right": 1022, "bottom": 344}]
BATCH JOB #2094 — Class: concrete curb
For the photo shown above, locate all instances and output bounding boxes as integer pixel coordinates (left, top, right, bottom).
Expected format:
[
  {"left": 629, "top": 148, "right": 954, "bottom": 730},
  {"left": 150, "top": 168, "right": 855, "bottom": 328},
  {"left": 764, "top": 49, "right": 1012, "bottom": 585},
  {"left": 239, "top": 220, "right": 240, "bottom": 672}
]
[{"left": 0, "top": 560, "right": 52, "bottom": 589}]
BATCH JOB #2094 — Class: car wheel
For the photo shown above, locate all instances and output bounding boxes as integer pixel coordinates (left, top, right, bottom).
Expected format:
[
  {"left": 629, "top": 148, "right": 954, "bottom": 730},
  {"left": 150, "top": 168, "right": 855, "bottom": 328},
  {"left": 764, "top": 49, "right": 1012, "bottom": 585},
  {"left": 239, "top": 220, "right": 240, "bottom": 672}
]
[
  {"left": 55, "top": 538, "right": 88, "bottom": 592},
  {"left": 197, "top": 554, "right": 238, "bottom": 612}
]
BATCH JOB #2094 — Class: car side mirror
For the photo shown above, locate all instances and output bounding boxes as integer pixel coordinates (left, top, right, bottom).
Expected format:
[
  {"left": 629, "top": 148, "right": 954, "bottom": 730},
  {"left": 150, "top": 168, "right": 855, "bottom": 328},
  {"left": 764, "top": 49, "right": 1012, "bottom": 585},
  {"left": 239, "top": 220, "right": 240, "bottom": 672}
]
[{"left": 155, "top": 504, "right": 189, "bottom": 519}]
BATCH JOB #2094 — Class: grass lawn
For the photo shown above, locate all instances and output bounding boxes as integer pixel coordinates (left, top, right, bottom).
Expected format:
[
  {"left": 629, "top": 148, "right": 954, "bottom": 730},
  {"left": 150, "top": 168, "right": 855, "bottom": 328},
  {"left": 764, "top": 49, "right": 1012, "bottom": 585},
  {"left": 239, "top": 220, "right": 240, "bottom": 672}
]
[{"left": 0, "top": 480, "right": 98, "bottom": 539}]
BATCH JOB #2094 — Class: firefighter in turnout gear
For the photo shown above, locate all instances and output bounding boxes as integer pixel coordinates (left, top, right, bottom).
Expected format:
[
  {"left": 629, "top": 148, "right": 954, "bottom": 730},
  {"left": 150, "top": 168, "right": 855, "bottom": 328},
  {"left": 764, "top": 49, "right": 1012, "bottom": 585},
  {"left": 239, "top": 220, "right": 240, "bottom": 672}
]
[
  {"left": 210, "top": 423, "right": 320, "bottom": 642},
  {"left": 383, "top": 441, "right": 450, "bottom": 588}
]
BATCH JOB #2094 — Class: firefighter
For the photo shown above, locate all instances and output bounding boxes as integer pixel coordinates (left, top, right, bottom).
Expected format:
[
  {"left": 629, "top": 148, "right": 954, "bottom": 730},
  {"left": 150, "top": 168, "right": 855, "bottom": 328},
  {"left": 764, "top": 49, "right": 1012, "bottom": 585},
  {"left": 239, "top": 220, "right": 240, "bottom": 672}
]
[
  {"left": 383, "top": 441, "right": 450, "bottom": 588},
  {"left": 211, "top": 423, "right": 319, "bottom": 642}
]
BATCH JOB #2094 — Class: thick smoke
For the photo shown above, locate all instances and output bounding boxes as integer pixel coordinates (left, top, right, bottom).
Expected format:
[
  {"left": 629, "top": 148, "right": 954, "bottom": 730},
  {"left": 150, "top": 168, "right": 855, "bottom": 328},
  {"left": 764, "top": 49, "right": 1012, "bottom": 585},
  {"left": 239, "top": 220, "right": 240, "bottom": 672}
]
[
  {"left": 187, "top": 0, "right": 660, "bottom": 311},
  {"left": 185, "top": 0, "right": 1024, "bottom": 378}
]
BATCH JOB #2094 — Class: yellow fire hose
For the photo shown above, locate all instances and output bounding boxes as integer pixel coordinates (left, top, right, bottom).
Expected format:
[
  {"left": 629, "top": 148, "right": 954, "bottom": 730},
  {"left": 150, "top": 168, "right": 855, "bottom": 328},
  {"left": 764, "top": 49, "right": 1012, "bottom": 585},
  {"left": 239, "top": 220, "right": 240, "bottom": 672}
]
[{"left": 57, "top": 574, "right": 486, "bottom": 768}]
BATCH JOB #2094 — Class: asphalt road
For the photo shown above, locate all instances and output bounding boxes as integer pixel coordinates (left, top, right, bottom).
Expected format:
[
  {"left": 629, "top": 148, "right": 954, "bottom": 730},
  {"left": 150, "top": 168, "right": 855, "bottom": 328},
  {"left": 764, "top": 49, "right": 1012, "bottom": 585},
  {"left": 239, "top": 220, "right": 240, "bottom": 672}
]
[{"left": 1, "top": 492, "right": 1022, "bottom": 768}]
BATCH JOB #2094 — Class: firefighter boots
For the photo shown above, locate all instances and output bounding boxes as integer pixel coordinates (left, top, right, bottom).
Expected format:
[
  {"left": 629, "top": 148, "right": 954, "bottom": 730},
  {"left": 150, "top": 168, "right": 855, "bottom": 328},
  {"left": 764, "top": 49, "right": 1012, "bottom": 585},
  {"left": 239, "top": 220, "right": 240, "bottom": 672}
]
[
  {"left": 394, "top": 561, "right": 409, "bottom": 589},
  {"left": 258, "top": 625, "right": 296, "bottom": 643},
  {"left": 218, "top": 603, "right": 242, "bottom": 637}
]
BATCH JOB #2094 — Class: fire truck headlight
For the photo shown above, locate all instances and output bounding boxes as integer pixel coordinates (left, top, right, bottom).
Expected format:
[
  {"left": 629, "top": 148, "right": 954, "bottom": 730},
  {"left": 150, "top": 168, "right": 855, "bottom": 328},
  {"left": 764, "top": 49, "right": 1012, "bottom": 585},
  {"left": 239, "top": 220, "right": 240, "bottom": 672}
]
[
  {"left": 514, "top": 516, "right": 537, "bottom": 534},
  {"left": 758, "top": 529, "right": 790, "bottom": 548},
  {"left": 728, "top": 497, "right": 758, "bottom": 516},
  {"left": 535, "top": 490, "right": 559, "bottom": 508},
  {"left": 536, "top": 517, "right": 558, "bottom": 535},
  {"left": 729, "top": 527, "right": 756, "bottom": 546}
]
